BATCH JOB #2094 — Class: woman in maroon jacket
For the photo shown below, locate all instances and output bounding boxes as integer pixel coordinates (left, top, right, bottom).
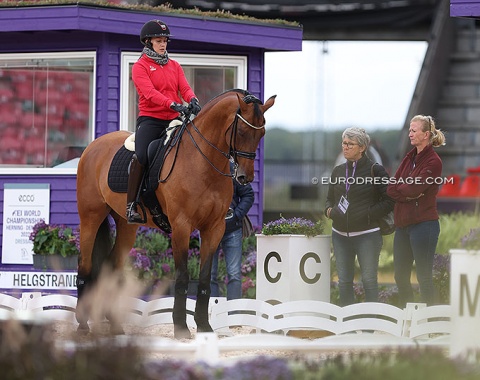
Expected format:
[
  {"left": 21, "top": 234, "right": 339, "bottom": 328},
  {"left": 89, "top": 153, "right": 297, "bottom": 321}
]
[
  {"left": 387, "top": 115, "right": 446, "bottom": 306},
  {"left": 126, "top": 20, "right": 201, "bottom": 223}
]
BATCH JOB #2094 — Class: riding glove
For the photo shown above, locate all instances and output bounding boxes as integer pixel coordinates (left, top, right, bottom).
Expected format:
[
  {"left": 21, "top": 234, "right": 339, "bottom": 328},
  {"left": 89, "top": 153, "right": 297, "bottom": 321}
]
[
  {"left": 170, "top": 102, "right": 188, "bottom": 114},
  {"left": 189, "top": 98, "right": 202, "bottom": 115}
]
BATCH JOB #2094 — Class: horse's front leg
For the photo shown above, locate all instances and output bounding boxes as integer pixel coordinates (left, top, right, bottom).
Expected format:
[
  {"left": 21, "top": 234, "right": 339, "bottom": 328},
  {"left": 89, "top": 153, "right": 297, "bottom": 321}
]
[
  {"left": 195, "top": 257, "right": 214, "bottom": 333},
  {"left": 173, "top": 252, "right": 191, "bottom": 339},
  {"left": 194, "top": 227, "right": 223, "bottom": 334}
]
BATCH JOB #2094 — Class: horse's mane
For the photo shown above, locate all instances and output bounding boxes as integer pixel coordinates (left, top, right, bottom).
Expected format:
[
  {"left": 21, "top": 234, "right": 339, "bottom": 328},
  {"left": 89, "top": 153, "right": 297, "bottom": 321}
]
[
  {"left": 202, "top": 89, "right": 264, "bottom": 118},
  {"left": 208, "top": 89, "right": 250, "bottom": 103}
]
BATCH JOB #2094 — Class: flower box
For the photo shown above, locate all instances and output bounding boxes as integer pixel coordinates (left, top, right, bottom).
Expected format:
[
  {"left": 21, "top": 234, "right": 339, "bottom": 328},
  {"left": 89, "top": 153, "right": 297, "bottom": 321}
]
[{"left": 32, "top": 254, "right": 78, "bottom": 271}]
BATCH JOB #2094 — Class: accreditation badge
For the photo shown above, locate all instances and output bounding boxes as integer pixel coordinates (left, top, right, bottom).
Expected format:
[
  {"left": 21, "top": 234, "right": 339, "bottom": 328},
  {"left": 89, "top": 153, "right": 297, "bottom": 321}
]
[{"left": 338, "top": 195, "right": 349, "bottom": 214}]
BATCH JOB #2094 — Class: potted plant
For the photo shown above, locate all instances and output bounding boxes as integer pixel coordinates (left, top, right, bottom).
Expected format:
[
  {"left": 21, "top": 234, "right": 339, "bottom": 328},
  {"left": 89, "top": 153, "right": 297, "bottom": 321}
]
[
  {"left": 29, "top": 219, "right": 79, "bottom": 270},
  {"left": 128, "top": 228, "right": 258, "bottom": 298},
  {"left": 256, "top": 216, "right": 331, "bottom": 303}
]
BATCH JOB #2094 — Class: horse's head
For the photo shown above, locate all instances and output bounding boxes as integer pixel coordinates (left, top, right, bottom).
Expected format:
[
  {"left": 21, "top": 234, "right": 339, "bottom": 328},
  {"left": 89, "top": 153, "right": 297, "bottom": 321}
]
[{"left": 230, "top": 93, "right": 276, "bottom": 184}]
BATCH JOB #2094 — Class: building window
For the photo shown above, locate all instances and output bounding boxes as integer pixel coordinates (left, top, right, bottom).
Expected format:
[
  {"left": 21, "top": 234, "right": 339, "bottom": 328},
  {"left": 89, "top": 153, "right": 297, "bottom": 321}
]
[
  {"left": 120, "top": 53, "right": 247, "bottom": 132},
  {"left": 0, "top": 52, "right": 95, "bottom": 171}
]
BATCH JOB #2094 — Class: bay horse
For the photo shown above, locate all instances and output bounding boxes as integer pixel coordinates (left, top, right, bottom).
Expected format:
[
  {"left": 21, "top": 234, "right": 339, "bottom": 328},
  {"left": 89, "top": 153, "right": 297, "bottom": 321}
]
[{"left": 75, "top": 89, "right": 276, "bottom": 339}]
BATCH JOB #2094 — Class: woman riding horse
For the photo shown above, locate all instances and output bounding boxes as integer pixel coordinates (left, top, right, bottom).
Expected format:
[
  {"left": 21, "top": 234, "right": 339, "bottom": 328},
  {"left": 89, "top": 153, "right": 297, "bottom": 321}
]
[{"left": 127, "top": 19, "right": 201, "bottom": 224}]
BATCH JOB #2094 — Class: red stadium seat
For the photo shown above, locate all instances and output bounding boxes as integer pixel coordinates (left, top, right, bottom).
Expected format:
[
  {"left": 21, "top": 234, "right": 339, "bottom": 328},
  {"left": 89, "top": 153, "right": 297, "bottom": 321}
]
[
  {"left": 437, "top": 174, "right": 461, "bottom": 197},
  {"left": 458, "top": 175, "right": 480, "bottom": 197},
  {"left": 467, "top": 166, "right": 480, "bottom": 174}
]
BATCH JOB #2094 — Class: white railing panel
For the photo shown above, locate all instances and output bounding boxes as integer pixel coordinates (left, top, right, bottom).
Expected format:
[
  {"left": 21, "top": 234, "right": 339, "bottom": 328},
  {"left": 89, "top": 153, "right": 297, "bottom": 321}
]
[{"left": 409, "top": 304, "right": 452, "bottom": 339}]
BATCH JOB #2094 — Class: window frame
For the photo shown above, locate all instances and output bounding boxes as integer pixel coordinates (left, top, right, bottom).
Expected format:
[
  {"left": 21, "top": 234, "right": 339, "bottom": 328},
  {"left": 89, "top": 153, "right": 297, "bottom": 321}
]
[
  {"left": 119, "top": 52, "right": 248, "bottom": 132},
  {"left": 0, "top": 51, "right": 96, "bottom": 175}
]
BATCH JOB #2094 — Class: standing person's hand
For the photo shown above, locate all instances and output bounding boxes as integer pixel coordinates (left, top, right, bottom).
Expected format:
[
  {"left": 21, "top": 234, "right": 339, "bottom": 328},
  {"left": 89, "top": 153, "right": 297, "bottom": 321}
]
[{"left": 189, "top": 98, "right": 201, "bottom": 115}]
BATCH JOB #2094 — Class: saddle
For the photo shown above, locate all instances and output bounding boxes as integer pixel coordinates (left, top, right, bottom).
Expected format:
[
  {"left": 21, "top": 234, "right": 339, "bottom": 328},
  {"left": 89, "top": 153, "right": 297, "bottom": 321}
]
[{"left": 107, "top": 120, "right": 182, "bottom": 232}]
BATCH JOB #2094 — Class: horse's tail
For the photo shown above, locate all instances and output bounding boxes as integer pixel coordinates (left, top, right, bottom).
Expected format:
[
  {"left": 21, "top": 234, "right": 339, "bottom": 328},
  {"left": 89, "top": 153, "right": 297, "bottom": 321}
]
[{"left": 91, "top": 217, "right": 113, "bottom": 281}]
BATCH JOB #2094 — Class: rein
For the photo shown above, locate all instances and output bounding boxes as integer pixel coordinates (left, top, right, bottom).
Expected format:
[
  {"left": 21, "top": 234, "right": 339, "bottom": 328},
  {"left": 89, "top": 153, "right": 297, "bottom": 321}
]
[{"left": 159, "top": 94, "right": 264, "bottom": 182}]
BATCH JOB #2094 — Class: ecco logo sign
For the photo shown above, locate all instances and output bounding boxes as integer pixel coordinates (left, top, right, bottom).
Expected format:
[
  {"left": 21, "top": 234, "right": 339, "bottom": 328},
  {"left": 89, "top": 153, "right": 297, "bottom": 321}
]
[{"left": 18, "top": 194, "right": 35, "bottom": 202}]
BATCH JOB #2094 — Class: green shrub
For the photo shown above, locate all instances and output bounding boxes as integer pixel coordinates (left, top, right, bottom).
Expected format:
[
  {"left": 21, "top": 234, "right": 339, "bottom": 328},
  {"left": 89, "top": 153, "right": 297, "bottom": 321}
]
[
  {"left": 436, "top": 212, "right": 480, "bottom": 254},
  {"left": 293, "top": 348, "right": 480, "bottom": 380},
  {"left": 3, "top": 321, "right": 480, "bottom": 380}
]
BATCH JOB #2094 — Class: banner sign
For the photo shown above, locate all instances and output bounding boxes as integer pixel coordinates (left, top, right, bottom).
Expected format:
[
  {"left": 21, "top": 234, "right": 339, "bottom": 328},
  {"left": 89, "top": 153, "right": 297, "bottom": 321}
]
[
  {"left": 0, "top": 271, "right": 77, "bottom": 290},
  {"left": 2, "top": 183, "right": 50, "bottom": 264}
]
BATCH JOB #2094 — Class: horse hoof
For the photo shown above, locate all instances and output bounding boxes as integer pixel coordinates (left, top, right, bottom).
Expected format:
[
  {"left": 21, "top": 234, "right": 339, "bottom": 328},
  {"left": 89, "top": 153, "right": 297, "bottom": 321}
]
[
  {"left": 110, "top": 325, "right": 125, "bottom": 335},
  {"left": 77, "top": 323, "right": 90, "bottom": 335},
  {"left": 174, "top": 326, "right": 192, "bottom": 340},
  {"left": 196, "top": 323, "right": 214, "bottom": 333}
]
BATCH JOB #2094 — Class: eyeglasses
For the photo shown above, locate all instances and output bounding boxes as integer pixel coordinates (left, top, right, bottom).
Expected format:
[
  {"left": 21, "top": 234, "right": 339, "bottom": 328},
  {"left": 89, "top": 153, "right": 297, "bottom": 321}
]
[{"left": 341, "top": 142, "right": 359, "bottom": 149}]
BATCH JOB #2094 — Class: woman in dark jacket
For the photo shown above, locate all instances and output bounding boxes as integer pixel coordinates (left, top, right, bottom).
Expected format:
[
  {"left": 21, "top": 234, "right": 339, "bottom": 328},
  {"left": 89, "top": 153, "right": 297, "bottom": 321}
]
[
  {"left": 387, "top": 115, "right": 446, "bottom": 306},
  {"left": 325, "top": 127, "right": 394, "bottom": 306}
]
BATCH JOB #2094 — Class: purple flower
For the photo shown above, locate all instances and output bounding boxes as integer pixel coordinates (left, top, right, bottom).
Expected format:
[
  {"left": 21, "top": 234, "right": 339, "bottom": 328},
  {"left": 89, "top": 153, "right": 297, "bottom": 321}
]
[
  {"left": 29, "top": 220, "right": 80, "bottom": 256},
  {"left": 461, "top": 228, "right": 480, "bottom": 250},
  {"left": 161, "top": 263, "right": 171, "bottom": 273},
  {"left": 262, "top": 216, "right": 323, "bottom": 237}
]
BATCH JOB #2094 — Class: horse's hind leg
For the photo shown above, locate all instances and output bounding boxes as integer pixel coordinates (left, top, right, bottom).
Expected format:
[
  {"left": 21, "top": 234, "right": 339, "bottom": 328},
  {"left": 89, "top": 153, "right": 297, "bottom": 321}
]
[
  {"left": 76, "top": 216, "right": 110, "bottom": 333},
  {"left": 104, "top": 214, "right": 139, "bottom": 335}
]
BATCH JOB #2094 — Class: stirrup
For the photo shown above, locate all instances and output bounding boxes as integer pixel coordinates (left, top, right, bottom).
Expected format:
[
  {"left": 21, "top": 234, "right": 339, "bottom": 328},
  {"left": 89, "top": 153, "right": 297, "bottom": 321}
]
[{"left": 127, "top": 202, "right": 147, "bottom": 224}]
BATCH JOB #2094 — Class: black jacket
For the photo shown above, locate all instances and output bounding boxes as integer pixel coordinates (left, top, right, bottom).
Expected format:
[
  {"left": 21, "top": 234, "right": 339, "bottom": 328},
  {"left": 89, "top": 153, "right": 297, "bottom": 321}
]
[
  {"left": 325, "top": 154, "right": 394, "bottom": 234},
  {"left": 225, "top": 179, "right": 254, "bottom": 234}
]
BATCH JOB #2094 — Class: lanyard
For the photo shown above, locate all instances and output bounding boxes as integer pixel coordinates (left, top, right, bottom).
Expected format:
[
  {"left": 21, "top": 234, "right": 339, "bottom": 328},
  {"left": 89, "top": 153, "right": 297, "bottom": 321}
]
[{"left": 345, "top": 161, "right": 357, "bottom": 193}]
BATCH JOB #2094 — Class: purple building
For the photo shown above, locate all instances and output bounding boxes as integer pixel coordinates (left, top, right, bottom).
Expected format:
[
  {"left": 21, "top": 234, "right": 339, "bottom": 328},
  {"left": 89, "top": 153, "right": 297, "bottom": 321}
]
[{"left": 0, "top": 3, "right": 302, "bottom": 293}]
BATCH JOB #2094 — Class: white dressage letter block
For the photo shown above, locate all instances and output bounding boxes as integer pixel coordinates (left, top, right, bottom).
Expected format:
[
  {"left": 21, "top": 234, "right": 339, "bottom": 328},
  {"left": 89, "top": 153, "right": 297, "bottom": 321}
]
[
  {"left": 449, "top": 249, "right": 480, "bottom": 359},
  {"left": 256, "top": 235, "right": 331, "bottom": 303}
]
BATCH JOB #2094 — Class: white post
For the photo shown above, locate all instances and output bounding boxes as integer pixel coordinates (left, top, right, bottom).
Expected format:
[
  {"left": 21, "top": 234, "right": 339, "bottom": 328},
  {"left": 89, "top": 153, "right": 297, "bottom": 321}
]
[
  {"left": 449, "top": 249, "right": 480, "bottom": 359},
  {"left": 195, "top": 333, "right": 219, "bottom": 364},
  {"left": 256, "top": 234, "right": 331, "bottom": 303}
]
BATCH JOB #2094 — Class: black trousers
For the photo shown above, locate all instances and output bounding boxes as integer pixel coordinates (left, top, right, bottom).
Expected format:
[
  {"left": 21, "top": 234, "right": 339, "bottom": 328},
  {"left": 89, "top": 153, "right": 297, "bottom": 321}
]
[{"left": 135, "top": 116, "right": 172, "bottom": 166}]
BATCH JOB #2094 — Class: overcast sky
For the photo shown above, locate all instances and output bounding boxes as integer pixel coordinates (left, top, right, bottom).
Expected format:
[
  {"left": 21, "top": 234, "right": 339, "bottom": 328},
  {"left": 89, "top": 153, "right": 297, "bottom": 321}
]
[{"left": 264, "top": 40, "right": 428, "bottom": 132}]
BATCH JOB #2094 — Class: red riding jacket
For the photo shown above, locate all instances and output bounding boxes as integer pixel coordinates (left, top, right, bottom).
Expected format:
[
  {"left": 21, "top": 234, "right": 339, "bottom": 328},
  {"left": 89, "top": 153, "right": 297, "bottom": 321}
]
[{"left": 132, "top": 54, "right": 196, "bottom": 120}]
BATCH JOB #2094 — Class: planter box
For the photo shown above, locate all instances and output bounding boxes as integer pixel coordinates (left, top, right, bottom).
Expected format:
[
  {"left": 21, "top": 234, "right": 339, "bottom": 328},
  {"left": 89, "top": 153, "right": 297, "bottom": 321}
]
[
  {"left": 256, "top": 234, "right": 331, "bottom": 303},
  {"left": 449, "top": 248, "right": 480, "bottom": 359},
  {"left": 32, "top": 254, "right": 78, "bottom": 271}
]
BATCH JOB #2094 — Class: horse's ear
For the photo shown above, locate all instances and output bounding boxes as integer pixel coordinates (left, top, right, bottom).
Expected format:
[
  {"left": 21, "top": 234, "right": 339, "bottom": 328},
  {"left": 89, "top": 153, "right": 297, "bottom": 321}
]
[
  {"left": 262, "top": 95, "right": 276, "bottom": 113},
  {"left": 237, "top": 93, "right": 249, "bottom": 114}
]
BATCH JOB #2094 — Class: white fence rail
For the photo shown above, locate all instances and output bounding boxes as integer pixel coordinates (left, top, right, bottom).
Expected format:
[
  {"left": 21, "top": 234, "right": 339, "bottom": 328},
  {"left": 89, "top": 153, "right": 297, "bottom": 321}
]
[{"left": 0, "top": 293, "right": 453, "bottom": 362}]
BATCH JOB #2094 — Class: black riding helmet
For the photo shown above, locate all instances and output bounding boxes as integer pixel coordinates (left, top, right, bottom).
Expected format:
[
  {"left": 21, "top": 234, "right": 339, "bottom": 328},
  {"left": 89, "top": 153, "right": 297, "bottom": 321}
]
[{"left": 140, "top": 20, "right": 172, "bottom": 48}]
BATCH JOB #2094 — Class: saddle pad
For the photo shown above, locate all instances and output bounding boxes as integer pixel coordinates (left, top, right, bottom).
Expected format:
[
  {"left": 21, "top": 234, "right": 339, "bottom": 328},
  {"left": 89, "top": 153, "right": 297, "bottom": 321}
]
[{"left": 108, "top": 146, "right": 134, "bottom": 193}]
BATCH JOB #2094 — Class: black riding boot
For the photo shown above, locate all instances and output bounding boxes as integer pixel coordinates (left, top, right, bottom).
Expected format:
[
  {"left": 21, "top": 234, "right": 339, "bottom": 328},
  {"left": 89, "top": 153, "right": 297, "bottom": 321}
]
[{"left": 126, "top": 155, "right": 145, "bottom": 224}]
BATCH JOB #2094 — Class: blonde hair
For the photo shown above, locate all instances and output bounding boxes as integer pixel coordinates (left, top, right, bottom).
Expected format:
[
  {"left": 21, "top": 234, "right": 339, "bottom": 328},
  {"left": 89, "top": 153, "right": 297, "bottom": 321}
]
[{"left": 411, "top": 115, "right": 446, "bottom": 147}]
